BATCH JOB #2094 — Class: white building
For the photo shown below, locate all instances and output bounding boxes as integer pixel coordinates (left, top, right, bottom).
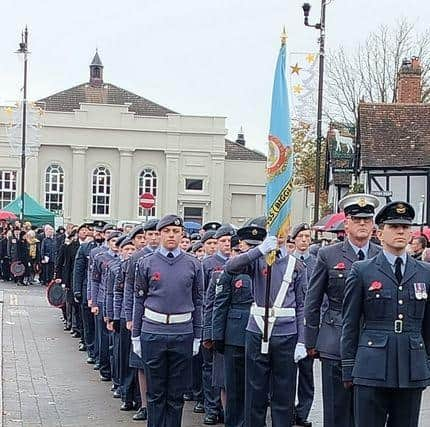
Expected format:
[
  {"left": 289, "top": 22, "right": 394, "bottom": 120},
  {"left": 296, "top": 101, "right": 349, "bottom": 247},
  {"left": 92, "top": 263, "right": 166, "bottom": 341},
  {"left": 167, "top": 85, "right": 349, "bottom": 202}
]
[{"left": 0, "top": 52, "right": 269, "bottom": 226}]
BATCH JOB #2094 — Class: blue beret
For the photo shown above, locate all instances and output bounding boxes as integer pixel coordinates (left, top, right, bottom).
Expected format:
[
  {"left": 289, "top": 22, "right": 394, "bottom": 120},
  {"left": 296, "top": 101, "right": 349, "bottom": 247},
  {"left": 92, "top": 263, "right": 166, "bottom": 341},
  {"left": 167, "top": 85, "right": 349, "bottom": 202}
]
[
  {"left": 129, "top": 225, "right": 145, "bottom": 239},
  {"left": 291, "top": 223, "right": 311, "bottom": 240},
  {"left": 237, "top": 225, "right": 266, "bottom": 245},
  {"left": 114, "top": 235, "right": 128, "bottom": 247},
  {"left": 156, "top": 214, "right": 183, "bottom": 231},
  {"left": 214, "top": 225, "right": 236, "bottom": 239},
  {"left": 119, "top": 237, "right": 134, "bottom": 248},
  {"left": 143, "top": 218, "right": 159, "bottom": 231},
  {"left": 106, "top": 231, "right": 122, "bottom": 241},
  {"left": 201, "top": 230, "right": 217, "bottom": 243},
  {"left": 192, "top": 241, "right": 204, "bottom": 252}
]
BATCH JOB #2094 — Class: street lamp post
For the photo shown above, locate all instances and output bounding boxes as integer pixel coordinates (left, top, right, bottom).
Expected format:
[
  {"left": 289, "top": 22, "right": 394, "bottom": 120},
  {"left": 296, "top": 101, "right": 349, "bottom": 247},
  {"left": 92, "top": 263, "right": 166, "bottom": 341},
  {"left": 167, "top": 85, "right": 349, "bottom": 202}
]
[
  {"left": 302, "top": 1, "right": 326, "bottom": 224},
  {"left": 17, "top": 27, "right": 29, "bottom": 222}
]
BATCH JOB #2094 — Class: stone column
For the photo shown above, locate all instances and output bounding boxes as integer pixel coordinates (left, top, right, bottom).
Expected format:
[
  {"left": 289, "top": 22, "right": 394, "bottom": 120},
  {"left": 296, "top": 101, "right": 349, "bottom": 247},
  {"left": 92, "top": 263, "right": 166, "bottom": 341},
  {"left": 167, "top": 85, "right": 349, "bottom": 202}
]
[
  {"left": 117, "top": 148, "right": 135, "bottom": 220},
  {"left": 70, "top": 146, "right": 87, "bottom": 223},
  {"left": 210, "top": 153, "right": 225, "bottom": 220},
  {"left": 164, "top": 151, "right": 180, "bottom": 214}
]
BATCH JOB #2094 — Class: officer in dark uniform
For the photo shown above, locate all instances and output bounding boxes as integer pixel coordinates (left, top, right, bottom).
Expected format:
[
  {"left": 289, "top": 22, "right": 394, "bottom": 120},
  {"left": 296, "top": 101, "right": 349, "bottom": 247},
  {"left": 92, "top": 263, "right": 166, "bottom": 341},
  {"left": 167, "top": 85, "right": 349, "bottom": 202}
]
[
  {"left": 133, "top": 214, "right": 203, "bottom": 427},
  {"left": 304, "top": 194, "right": 381, "bottom": 427},
  {"left": 290, "top": 223, "right": 317, "bottom": 427},
  {"left": 212, "top": 225, "right": 266, "bottom": 427},
  {"left": 73, "top": 221, "right": 106, "bottom": 364},
  {"left": 341, "top": 201, "right": 430, "bottom": 427}
]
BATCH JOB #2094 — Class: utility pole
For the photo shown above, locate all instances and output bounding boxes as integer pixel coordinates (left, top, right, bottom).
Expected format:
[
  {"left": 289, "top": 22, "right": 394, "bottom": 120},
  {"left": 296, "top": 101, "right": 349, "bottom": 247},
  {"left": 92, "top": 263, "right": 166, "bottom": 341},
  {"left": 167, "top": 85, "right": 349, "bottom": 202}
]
[
  {"left": 302, "top": 1, "right": 326, "bottom": 224},
  {"left": 17, "top": 27, "right": 29, "bottom": 221}
]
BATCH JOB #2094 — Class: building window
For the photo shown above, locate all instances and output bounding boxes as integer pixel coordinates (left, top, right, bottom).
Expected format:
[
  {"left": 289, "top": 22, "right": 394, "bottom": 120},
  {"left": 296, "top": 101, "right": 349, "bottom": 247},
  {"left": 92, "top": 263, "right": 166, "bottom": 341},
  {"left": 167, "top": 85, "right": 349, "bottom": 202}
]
[
  {"left": 44, "top": 164, "right": 64, "bottom": 214},
  {"left": 183, "top": 207, "right": 203, "bottom": 224},
  {"left": 138, "top": 168, "right": 157, "bottom": 217},
  {"left": 92, "top": 166, "right": 111, "bottom": 216},
  {"left": 185, "top": 178, "right": 203, "bottom": 191},
  {"left": 0, "top": 170, "right": 17, "bottom": 209}
]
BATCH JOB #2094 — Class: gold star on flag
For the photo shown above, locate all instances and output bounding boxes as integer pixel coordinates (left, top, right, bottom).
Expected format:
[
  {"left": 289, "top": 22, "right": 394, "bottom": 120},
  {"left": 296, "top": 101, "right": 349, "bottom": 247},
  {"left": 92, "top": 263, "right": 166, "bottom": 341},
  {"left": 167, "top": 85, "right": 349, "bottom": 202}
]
[
  {"left": 4, "top": 107, "right": 13, "bottom": 115},
  {"left": 291, "top": 63, "right": 302, "bottom": 75},
  {"left": 306, "top": 53, "right": 316, "bottom": 64},
  {"left": 293, "top": 84, "right": 303, "bottom": 94}
]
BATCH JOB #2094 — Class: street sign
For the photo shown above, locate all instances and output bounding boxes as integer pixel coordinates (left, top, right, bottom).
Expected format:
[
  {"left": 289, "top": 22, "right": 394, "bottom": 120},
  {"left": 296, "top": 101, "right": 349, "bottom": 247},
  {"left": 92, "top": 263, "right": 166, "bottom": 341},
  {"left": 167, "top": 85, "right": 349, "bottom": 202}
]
[
  {"left": 139, "top": 192, "right": 155, "bottom": 209},
  {"left": 332, "top": 168, "right": 354, "bottom": 173},
  {"left": 371, "top": 190, "right": 393, "bottom": 197}
]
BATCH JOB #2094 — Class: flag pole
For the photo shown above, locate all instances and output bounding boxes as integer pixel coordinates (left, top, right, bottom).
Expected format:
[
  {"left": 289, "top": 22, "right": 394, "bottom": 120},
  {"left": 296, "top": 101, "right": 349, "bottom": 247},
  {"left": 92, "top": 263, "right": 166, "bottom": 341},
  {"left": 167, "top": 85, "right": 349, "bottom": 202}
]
[{"left": 261, "top": 28, "right": 290, "bottom": 354}]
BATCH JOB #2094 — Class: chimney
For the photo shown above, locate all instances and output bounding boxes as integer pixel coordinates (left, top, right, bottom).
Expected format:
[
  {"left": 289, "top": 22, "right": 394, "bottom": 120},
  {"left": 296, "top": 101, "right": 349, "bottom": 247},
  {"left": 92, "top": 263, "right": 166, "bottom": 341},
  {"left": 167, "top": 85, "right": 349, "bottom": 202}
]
[
  {"left": 396, "top": 56, "right": 422, "bottom": 103},
  {"left": 236, "top": 126, "right": 246, "bottom": 146}
]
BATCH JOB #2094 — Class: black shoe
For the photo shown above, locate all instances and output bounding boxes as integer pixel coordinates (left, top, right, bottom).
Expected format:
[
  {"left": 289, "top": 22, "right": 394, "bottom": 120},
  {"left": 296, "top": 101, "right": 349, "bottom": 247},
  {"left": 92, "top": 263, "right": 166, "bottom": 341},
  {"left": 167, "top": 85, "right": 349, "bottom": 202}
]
[
  {"left": 203, "top": 414, "right": 218, "bottom": 425},
  {"left": 86, "top": 357, "right": 95, "bottom": 364},
  {"left": 93, "top": 364, "right": 100, "bottom": 370},
  {"left": 78, "top": 343, "right": 86, "bottom": 351},
  {"left": 110, "top": 384, "right": 117, "bottom": 391},
  {"left": 193, "top": 402, "right": 205, "bottom": 413},
  {"left": 120, "top": 401, "right": 134, "bottom": 411},
  {"left": 99, "top": 375, "right": 111, "bottom": 382},
  {"left": 133, "top": 407, "right": 147, "bottom": 421},
  {"left": 71, "top": 332, "right": 81, "bottom": 338},
  {"left": 112, "top": 389, "right": 121, "bottom": 398},
  {"left": 295, "top": 418, "right": 312, "bottom": 427},
  {"left": 183, "top": 393, "right": 193, "bottom": 401},
  {"left": 64, "top": 325, "right": 71, "bottom": 331}
]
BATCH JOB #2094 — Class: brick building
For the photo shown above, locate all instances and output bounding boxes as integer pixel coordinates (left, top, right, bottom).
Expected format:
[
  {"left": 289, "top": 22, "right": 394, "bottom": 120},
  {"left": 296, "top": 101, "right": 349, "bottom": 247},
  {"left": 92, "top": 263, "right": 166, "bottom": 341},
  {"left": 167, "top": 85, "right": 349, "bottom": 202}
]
[{"left": 358, "top": 57, "right": 430, "bottom": 223}]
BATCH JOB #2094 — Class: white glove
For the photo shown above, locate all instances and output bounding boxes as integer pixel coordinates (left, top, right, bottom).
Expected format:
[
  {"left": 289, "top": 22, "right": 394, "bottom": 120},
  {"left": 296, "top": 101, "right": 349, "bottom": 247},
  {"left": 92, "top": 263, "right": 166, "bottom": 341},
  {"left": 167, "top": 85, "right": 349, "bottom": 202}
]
[
  {"left": 258, "top": 236, "right": 278, "bottom": 255},
  {"left": 294, "top": 342, "right": 307, "bottom": 363},
  {"left": 131, "top": 336, "right": 142, "bottom": 358},
  {"left": 193, "top": 339, "right": 201, "bottom": 356}
]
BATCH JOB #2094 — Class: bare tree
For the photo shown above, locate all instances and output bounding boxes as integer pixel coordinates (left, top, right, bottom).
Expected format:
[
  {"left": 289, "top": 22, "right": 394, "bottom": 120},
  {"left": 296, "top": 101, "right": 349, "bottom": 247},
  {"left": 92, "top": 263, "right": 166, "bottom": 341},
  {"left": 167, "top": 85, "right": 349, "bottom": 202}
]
[{"left": 326, "top": 18, "right": 430, "bottom": 124}]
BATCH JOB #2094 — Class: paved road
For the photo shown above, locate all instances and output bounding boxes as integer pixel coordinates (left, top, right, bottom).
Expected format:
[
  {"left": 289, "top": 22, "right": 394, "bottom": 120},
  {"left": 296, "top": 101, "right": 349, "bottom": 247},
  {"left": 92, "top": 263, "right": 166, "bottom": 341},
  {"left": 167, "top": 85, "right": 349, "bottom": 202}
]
[{"left": 1, "top": 281, "right": 430, "bottom": 426}]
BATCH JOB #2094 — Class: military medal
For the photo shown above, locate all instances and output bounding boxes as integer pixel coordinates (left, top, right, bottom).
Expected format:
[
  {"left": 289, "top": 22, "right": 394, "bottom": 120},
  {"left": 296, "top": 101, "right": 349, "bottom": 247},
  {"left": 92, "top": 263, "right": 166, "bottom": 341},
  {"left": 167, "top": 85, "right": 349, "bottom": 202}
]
[{"left": 413, "top": 283, "right": 427, "bottom": 300}]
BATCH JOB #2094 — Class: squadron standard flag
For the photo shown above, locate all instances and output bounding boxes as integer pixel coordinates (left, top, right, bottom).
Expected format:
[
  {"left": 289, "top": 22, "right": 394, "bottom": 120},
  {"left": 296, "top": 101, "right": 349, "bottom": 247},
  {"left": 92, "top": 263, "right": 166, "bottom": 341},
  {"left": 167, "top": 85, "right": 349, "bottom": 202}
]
[{"left": 266, "top": 32, "right": 294, "bottom": 237}]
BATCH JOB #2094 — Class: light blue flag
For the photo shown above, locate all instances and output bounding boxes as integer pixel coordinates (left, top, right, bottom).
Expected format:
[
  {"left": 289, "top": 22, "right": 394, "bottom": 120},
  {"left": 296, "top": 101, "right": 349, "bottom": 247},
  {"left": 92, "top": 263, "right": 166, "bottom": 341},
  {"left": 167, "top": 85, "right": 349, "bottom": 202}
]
[{"left": 266, "top": 36, "right": 294, "bottom": 237}]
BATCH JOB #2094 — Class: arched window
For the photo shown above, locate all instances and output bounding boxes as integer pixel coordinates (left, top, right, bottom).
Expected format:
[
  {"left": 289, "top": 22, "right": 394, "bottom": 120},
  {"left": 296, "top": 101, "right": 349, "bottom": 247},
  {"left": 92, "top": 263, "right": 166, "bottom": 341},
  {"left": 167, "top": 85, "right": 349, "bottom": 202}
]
[
  {"left": 138, "top": 168, "right": 157, "bottom": 217},
  {"left": 0, "top": 170, "right": 17, "bottom": 209},
  {"left": 45, "top": 164, "right": 64, "bottom": 214},
  {"left": 92, "top": 166, "right": 111, "bottom": 216}
]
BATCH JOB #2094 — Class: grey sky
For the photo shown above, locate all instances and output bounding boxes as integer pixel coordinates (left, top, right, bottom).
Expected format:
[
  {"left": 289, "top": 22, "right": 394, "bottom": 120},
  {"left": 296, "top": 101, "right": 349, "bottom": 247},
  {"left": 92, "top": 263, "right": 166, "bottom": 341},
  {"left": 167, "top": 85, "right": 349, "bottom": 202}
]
[{"left": 0, "top": 0, "right": 428, "bottom": 154}]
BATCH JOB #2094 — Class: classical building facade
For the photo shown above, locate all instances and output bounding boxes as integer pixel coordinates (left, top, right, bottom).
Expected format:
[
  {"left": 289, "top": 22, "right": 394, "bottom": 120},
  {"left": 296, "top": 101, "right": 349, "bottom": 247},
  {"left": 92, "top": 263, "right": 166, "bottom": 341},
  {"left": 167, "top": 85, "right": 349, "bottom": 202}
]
[{"left": 0, "top": 52, "right": 269, "bottom": 226}]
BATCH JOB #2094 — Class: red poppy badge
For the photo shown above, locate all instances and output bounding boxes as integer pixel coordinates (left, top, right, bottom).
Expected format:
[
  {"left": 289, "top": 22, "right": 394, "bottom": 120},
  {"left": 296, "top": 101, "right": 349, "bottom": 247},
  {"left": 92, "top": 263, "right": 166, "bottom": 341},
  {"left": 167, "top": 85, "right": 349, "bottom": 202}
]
[
  {"left": 151, "top": 272, "right": 161, "bottom": 281},
  {"left": 368, "top": 280, "right": 382, "bottom": 291},
  {"left": 333, "top": 262, "right": 346, "bottom": 270}
]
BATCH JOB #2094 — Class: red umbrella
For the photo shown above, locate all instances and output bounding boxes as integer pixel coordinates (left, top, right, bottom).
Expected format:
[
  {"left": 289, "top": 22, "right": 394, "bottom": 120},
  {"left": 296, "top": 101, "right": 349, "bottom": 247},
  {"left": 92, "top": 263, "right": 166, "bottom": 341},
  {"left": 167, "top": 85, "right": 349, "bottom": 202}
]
[
  {"left": 0, "top": 210, "right": 17, "bottom": 220},
  {"left": 313, "top": 212, "right": 345, "bottom": 231},
  {"left": 411, "top": 227, "right": 430, "bottom": 241}
]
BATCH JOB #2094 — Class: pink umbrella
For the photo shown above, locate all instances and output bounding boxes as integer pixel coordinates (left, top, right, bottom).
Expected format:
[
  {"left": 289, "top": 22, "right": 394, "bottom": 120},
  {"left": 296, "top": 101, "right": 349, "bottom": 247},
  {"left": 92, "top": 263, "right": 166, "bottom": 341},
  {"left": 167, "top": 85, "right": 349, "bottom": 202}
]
[
  {"left": 313, "top": 212, "right": 345, "bottom": 231},
  {"left": 0, "top": 210, "right": 17, "bottom": 221}
]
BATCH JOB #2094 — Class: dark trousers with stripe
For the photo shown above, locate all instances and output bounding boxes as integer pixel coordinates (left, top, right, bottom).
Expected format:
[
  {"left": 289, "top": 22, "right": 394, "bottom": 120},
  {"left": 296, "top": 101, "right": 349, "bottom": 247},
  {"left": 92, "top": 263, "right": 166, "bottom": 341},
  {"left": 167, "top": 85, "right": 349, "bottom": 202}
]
[
  {"left": 245, "top": 331, "right": 297, "bottom": 427},
  {"left": 354, "top": 385, "right": 423, "bottom": 427},
  {"left": 295, "top": 356, "right": 314, "bottom": 421},
  {"left": 96, "top": 304, "right": 111, "bottom": 378},
  {"left": 142, "top": 332, "right": 193, "bottom": 427},
  {"left": 224, "top": 344, "right": 246, "bottom": 427},
  {"left": 202, "top": 346, "right": 221, "bottom": 416},
  {"left": 110, "top": 329, "right": 120, "bottom": 387},
  {"left": 321, "top": 358, "right": 353, "bottom": 427},
  {"left": 119, "top": 319, "right": 138, "bottom": 403},
  {"left": 81, "top": 303, "right": 96, "bottom": 359}
]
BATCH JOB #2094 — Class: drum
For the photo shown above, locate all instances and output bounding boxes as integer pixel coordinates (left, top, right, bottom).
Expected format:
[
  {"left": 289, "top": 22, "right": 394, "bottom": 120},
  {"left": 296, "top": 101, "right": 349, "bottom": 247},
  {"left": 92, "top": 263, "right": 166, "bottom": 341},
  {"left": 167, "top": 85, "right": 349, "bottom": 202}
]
[
  {"left": 10, "top": 261, "right": 26, "bottom": 277},
  {"left": 46, "top": 280, "right": 66, "bottom": 308}
]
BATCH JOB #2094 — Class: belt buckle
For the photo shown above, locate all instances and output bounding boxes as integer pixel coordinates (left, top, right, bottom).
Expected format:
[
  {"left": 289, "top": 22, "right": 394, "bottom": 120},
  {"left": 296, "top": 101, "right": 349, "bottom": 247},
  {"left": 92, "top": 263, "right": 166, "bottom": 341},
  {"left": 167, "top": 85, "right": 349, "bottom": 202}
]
[
  {"left": 166, "top": 314, "right": 170, "bottom": 325},
  {"left": 394, "top": 319, "right": 403, "bottom": 333}
]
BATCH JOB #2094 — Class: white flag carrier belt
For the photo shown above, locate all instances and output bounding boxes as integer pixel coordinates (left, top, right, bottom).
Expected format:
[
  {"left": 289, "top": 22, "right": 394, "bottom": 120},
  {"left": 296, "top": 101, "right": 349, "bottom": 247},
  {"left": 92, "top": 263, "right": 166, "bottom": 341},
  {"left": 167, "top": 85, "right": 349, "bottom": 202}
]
[
  {"left": 251, "top": 255, "right": 296, "bottom": 343},
  {"left": 144, "top": 308, "right": 192, "bottom": 324}
]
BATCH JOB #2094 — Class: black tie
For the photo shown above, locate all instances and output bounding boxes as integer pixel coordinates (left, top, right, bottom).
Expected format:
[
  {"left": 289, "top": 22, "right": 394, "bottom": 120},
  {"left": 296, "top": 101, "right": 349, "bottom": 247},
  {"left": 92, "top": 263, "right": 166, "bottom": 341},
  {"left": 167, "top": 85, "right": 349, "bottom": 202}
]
[
  {"left": 167, "top": 252, "right": 174, "bottom": 259},
  {"left": 300, "top": 255, "right": 305, "bottom": 262},
  {"left": 357, "top": 250, "right": 365, "bottom": 261},
  {"left": 395, "top": 257, "right": 403, "bottom": 283}
]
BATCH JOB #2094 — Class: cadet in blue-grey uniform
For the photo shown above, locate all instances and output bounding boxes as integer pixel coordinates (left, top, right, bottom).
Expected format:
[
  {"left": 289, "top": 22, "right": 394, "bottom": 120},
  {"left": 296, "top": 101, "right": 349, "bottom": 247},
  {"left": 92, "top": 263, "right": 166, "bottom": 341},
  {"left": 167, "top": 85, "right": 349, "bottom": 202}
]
[
  {"left": 124, "top": 221, "right": 158, "bottom": 421},
  {"left": 202, "top": 224, "right": 235, "bottom": 425},
  {"left": 202, "top": 229, "right": 219, "bottom": 258},
  {"left": 212, "top": 225, "right": 266, "bottom": 427},
  {"left": 112, "top": 237, "right": 139, "bottom": 410},
  {"left": 91, "top": 231, "right": 121, "bottom": 381},
  {"left": 226, "top": 233, "right": 308, "bottom": 427},
  {"left": 290, "top": 223, "right": 317, "bottom": 427},
  {"left": 341, "top": 201, "right": 430, "bottom": 427},
  {"left": 105, "top": 234, "right": 126, "bottom": 395},
  {"left": 73, "top": 221, "right": 105, "bottom": 364},
  {"left": 305, "top": 194, "right": 381, "bottom": 427},
  {"left": 132, "top": 214, "right": 203, "bottom": 427},
  {"left": 88, "top": 224, "right": 117, "bottom": 369}
]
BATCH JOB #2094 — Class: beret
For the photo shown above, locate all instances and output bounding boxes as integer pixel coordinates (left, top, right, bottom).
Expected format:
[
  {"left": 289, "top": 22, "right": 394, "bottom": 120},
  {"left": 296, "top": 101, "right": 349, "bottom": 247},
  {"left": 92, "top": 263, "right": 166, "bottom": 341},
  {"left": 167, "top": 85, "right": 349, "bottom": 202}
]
[{"left": 156, "top": 214, "right": 183, "bottom": 231}]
